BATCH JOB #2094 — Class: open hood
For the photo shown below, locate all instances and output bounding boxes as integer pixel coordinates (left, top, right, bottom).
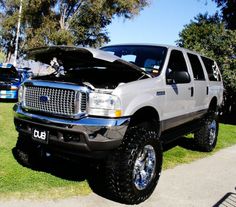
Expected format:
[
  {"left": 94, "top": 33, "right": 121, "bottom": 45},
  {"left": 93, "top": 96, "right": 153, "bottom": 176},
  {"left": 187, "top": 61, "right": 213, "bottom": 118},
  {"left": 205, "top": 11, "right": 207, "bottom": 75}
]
[{"left": 27, "top": 46, "right": 148, "bottom": 76}]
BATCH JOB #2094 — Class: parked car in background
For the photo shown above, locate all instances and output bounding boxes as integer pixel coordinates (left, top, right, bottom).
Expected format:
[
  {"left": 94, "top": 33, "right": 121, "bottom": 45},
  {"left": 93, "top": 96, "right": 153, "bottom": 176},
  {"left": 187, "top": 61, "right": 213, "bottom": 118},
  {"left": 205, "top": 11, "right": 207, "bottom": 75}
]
[
  {"left": 17, "top": 67, "right": 33, "bottom": 80},
  {"left": 0, "top": 63, "right": 32, "bottom": 100}
]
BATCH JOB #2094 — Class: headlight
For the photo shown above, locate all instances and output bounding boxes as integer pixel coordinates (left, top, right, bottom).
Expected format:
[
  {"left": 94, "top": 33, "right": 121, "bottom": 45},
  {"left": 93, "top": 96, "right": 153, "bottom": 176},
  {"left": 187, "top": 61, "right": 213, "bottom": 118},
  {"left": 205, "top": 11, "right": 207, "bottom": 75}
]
[
  {"left": 88, "top": 93, "right": 122, "bottom": 117},
  {"left": 18, "top": 85, "right": 24, "bottom": 103},
  {"left": 10, "top": 86, "right": 18, "bottom": 91}
]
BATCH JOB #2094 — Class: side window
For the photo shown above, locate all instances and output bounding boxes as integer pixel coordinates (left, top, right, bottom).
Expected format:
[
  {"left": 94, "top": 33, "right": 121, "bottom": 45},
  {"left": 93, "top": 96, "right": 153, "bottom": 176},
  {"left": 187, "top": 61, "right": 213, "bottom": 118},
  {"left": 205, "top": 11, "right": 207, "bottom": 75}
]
[
  {"left": 167, "top": 50, "right": 188, "bottom": 73},
  {"left": 166, "top": 50, "right": 190, "bottom": 84},
  {"left": 187, "top": 53, "right": 205, "bottom": 80},
  {"left": 201, "top": 56, "right": 221, "bottom": 81}
]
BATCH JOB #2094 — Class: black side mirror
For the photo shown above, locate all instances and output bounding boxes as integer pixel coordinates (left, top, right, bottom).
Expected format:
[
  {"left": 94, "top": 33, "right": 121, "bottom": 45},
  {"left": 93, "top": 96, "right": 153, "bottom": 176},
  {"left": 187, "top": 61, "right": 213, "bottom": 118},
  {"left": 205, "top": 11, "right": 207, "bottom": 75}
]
[{"left": 167, "top": 71, "right": 190, "bottom": 84}]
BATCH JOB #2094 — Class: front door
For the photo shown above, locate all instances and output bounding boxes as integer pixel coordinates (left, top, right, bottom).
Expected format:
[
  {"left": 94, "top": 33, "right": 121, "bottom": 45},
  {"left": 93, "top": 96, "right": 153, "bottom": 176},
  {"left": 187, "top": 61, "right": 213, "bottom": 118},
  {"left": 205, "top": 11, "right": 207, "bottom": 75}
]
[{"left": 163, "top": 49, "right": 194, "bottom": 130}]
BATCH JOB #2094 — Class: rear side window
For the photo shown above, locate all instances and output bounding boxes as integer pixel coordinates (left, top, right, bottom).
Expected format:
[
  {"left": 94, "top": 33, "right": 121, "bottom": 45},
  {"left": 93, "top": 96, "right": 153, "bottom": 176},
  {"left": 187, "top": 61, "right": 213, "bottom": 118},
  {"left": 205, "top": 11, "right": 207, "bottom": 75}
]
[
  {"left": 187, "top": 53, "right": 205, "bottom": 80},
  {"left": 201, "top": 56, "right": 221, "bottom": 81}
]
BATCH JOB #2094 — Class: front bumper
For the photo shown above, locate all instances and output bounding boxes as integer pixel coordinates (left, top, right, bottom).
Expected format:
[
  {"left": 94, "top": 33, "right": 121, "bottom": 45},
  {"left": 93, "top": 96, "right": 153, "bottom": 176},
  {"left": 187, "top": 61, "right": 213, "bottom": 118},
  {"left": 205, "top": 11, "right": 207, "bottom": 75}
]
[{"left": 13, "top": 103, "right": 130, "bottom": 158}]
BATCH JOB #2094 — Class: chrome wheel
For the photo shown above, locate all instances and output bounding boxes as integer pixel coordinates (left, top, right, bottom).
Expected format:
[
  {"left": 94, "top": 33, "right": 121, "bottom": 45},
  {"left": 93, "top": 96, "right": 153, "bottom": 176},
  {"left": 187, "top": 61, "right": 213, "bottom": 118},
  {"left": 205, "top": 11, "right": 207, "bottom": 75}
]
[
  {"left": 209, "top": 119, "right": 217, "bottom": 145},
  {"left": 133, "top": 145, "right": 156, "bottom": 190}
]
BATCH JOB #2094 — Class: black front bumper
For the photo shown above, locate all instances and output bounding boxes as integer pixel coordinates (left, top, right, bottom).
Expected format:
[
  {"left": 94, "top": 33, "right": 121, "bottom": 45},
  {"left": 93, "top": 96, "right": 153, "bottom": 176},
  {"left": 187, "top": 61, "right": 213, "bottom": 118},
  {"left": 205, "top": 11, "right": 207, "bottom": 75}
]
[{"left": 14, "top": 104, "right": 130, "bottom": 159}]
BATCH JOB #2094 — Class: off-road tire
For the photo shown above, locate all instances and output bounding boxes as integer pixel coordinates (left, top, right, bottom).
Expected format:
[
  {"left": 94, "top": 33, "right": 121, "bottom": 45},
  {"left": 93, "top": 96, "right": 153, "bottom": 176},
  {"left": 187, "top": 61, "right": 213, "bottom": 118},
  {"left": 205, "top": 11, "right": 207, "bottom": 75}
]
[
  {"left": 103, "top": 126, "right": 163, "bottom": 204},
  {"left": 14, "top": 134, "right": 41, "bottom": 168},
  {"left": 194, "top": 112, "right": 219, "bottom": 152}
]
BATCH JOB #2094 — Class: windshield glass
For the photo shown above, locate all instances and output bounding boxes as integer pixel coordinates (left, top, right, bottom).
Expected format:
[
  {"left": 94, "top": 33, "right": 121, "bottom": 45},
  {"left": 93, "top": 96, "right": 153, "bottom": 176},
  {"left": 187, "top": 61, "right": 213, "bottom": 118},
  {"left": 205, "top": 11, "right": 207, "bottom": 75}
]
[
  {"left": 101, "top": 45, "right": 167, "bottom": 76},
  {"left": 0, "top": 68, "right": 19, "bottom": 82}
]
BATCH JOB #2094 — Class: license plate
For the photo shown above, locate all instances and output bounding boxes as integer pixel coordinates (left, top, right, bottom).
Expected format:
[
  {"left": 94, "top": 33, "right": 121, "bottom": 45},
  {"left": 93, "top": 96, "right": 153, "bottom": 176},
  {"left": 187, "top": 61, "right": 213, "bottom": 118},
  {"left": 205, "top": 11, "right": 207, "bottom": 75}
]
[{"left": 32, "top": 128, "right": 49, "bottom": 144}]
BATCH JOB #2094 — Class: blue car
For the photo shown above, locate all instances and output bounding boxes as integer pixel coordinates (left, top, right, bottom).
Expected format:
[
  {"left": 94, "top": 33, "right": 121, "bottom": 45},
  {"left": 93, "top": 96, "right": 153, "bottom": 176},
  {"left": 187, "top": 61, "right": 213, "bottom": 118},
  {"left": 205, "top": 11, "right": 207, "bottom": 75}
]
[
  {"left": 0, "top": 63, "right": 30, "bottom": 100},
  {"left": 17, "top": 67, "right": 33, "bottom": 80}
]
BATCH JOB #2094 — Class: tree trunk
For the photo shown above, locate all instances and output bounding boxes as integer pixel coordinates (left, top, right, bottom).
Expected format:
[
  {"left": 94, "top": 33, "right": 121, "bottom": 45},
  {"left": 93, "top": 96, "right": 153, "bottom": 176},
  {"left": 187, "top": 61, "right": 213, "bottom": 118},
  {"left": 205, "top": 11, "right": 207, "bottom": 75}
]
[{"left": 59, "top": 6, "right": 67, "bottom": 30}]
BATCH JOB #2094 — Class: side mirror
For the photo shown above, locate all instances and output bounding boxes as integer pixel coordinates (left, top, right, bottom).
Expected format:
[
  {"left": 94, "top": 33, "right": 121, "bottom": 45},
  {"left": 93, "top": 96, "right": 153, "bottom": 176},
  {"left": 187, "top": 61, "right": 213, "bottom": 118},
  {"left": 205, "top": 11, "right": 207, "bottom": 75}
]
[{"left": 167, "top": 71, "right": 191, "bottom": 84}]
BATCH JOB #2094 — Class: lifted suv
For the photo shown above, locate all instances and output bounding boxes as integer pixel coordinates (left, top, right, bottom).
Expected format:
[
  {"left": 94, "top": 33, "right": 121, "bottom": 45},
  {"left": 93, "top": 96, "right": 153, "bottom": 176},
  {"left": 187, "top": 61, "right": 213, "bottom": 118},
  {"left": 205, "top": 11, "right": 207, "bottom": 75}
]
[{"left": 14, "top": 45, "right": 223, "bottom": 204}]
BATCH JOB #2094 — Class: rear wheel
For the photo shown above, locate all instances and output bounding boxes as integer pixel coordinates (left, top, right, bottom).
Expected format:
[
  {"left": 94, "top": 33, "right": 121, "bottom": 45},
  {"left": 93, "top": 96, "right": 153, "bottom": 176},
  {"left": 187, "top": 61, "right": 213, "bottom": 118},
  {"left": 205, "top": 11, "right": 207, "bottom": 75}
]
[
  {"left": 194, "top": 112, "right": 219, "bottom": 152},
  {"left": 103, "top": 127, "right": 163, "bottom": 204}
]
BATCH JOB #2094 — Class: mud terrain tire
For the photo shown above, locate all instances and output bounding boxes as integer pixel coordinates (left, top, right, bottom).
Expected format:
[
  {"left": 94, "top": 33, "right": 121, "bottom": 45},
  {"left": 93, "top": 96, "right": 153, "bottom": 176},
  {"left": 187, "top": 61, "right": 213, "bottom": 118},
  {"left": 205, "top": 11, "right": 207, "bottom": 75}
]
[
  {"left": 14, "top": 134, "right": 41, "bottom": 168},
  {"left": 194, "top": 112, "right": 219, "bottom": 152},
  {"left": 104, "top": 127, "right": 163, "bottom": 204}
]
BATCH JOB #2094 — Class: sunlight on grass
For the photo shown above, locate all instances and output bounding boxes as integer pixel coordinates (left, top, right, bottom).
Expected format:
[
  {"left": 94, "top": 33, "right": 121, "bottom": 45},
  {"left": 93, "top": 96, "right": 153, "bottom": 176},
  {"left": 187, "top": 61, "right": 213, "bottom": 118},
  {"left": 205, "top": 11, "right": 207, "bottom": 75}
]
[
  {"left": 0, "top": 103, "right": 91, "bottom": 200},
  {"left": 163, "top": 123, "right": 236, "bottom": 169}
]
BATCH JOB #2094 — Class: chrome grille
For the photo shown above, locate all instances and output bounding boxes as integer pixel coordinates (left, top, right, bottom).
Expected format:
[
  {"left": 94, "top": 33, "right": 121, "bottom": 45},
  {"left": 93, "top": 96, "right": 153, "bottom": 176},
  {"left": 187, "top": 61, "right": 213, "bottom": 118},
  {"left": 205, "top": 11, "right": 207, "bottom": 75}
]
[
  {"left": 24, "top": 86, "right": 86, "bottom": 116},
  {"left": 80, "top": 92, "right": 87, "bottom": 112}
]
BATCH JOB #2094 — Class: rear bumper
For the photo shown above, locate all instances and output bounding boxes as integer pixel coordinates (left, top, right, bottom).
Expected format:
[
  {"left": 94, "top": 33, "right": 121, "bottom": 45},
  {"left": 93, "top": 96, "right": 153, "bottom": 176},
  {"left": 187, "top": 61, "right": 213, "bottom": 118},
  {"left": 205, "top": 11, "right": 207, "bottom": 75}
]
[{"left": 13, "top": 103, "right": 130, "bottom": 158}]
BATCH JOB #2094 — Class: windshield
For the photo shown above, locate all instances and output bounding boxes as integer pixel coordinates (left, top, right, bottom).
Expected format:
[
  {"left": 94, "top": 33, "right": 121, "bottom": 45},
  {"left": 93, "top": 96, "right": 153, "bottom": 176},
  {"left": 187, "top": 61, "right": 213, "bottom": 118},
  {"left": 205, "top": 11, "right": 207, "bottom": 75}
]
[
  {"left": 0, "top": 68, "right": 19, "bottom": 82},
  {"left": 101, "top": 45, "right": 167, "bottom": 76}
]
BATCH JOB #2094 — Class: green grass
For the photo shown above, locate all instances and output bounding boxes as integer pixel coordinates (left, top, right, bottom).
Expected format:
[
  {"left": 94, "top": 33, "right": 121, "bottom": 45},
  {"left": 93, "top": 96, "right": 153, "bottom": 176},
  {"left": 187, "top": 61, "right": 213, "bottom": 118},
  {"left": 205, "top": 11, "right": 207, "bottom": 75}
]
[
  {"left": 0, "top": 102, "right": 91, "bottom": 200},
  {"left": 0, "top": 102, "right": 236, "bottom": 199},
  {"left": 163, "top": 120, "right": 236, "bottom": 169}
]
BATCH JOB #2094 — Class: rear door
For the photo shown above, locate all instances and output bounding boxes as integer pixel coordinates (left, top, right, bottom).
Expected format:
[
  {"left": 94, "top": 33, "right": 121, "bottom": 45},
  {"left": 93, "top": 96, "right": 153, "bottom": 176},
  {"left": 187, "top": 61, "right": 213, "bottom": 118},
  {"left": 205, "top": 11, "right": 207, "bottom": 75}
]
[{"left": 186, "top": 52, "right": 208, "bottom": 113}]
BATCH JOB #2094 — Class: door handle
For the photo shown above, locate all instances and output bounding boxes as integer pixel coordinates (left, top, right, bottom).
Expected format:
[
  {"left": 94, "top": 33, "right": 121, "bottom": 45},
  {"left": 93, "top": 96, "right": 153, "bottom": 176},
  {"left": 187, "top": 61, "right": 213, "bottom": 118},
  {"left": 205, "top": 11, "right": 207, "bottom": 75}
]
[{"left": 188, "top": 87, "right": 194, "bottom": 97}]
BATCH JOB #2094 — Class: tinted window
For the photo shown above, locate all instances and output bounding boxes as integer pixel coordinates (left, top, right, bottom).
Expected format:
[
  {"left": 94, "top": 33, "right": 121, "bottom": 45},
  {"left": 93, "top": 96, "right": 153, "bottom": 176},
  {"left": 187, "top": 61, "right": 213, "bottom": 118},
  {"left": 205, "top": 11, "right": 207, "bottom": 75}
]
[
  {"left": 0, "top": 68, "right": 19, "bottom": 81},
  {"left": 187, "top": 53, "right": 205, "bottom": 80},
  {"left": 167, "top": 50, "right": 188, "bottom": 72},
  {"left": 166, "top": 50, "right": 190, "bottom": 84},
  {"left": 101, "top": 45, "right": 167, "bottom": 76},
  {"left": 201, "top": 56, "right": 221, "bottom": 81}
]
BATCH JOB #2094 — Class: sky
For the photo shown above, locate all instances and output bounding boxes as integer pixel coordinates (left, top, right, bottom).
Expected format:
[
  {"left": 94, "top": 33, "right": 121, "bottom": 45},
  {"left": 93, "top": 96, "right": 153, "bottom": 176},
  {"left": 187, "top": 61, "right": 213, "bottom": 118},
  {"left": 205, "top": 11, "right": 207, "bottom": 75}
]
[{"left": 106, "top": 0, "right": 219, "bottom": 46}]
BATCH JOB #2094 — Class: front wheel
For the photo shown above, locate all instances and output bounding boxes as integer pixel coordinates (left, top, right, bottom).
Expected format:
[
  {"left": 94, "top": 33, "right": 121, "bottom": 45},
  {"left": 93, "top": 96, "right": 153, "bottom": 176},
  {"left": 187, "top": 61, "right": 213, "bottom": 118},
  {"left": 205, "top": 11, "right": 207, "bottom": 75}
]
[
  {"left": 13, "top": 134, "right": 42, "bottom": 168},
  {"left": 194, "top": 112, "right": 219, "bottom": 152},
  {"left": 104, "top": 127, "right": 163, "bottom": 204}
]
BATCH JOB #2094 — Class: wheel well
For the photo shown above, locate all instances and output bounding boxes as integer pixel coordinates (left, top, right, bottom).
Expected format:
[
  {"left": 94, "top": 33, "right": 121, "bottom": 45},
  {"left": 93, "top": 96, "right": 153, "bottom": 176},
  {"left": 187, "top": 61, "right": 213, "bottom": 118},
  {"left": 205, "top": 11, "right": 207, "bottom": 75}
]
[
  {"left": 209, "top": 97, "right": 218, "bottom": 112},
  {"left": 129, "top": 107, "right": 160, "bottom": 133}
]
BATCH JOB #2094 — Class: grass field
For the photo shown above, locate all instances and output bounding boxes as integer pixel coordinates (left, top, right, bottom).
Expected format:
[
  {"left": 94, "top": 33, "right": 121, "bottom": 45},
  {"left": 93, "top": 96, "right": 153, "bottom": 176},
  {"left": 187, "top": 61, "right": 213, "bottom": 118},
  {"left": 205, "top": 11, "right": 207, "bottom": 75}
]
[{"left": 0, "top": 102, "right": 236, "bottom": 200}]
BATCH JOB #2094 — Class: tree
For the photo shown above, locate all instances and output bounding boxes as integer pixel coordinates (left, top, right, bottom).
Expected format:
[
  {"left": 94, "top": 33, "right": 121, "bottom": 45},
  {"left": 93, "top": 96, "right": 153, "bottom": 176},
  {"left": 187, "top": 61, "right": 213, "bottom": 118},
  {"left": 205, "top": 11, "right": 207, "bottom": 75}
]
[
  {"left": 0, "top": 0, "right": 150, "bottom": 61},
  {"left": 177, "top": 13, "right": 236, "bottom": 115},
  {"left": 213, "top": 0, "right": 236, "bottom": 29},
  {"left": 0, "top": 49, "right": 6, "bottom": 62},
  {"left": 0, "top": 0, "right": 21, "bottom": 62}
]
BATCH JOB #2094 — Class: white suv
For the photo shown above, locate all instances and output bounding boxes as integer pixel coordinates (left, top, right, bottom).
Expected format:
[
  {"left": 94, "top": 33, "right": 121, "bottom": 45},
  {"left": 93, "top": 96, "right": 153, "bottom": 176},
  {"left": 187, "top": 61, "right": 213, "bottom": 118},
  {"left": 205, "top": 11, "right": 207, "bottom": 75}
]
[{"left": 14, "top": 44, "right": 223, "bottom": 204}]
